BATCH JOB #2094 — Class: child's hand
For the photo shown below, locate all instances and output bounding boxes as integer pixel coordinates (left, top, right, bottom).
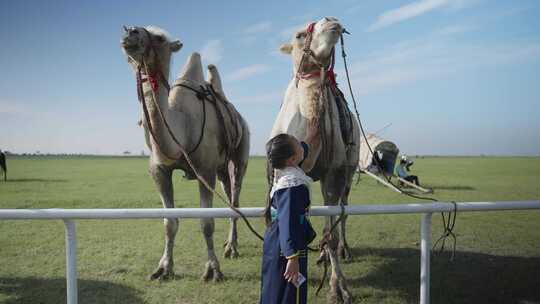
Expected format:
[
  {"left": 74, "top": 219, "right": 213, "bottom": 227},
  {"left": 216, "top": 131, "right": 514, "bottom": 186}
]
[{"left": 284, "top": 257, "right": 299, "bottom": 283}]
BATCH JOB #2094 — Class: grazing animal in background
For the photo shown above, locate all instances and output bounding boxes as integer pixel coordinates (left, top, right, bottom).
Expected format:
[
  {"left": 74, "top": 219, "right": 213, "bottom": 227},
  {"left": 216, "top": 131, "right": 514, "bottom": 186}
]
[
  {"left": 270, "top": 17, "right": 360, "bottom": 303},
  {"left": 121, "top": 26, "right": 250, "bottom": 281},
  {"left": 0, "top": 150, "right": 6, "bottom": 182}
]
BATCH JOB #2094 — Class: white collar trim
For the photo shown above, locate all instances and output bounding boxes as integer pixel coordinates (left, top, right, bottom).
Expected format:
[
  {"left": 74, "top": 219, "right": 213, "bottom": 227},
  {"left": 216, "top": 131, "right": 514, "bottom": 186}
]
[{"left": 270, "top": 166, "right": 313, "bottom": 199}]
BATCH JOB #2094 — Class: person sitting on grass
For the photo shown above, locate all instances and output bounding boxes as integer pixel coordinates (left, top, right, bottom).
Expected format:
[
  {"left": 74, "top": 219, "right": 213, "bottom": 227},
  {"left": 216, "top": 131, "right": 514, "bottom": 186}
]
[
  {"left": 396, "top": 155, "right": 420, "bottom": 186},
  {"left": 260, "top": 133, "right": 315, "bottom": 304}
]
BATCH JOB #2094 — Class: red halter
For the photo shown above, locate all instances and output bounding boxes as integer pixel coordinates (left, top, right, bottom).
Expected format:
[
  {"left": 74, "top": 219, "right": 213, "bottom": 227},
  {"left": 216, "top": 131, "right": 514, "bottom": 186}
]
[
  {"left": 295, "top": 22, "right": 338, "bottom": 92},
  {"left": 140, "top": 71, "right": 160, "bottom": 93},
  {"left": 306, "top": 22, "right": 315, "bottom": 34}
]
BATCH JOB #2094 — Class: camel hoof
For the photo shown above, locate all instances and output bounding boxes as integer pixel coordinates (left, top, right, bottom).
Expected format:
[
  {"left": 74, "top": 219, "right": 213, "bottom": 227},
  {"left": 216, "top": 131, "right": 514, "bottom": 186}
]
[
  {"left": 148, "top": 267, "right": 175, "bottom": 281},
  {"left": 223, "top": 242, "right": 239, "bottom": 259},
  {"left": 201, "top": 261, "right": 224, "bottom": 283},
  {"left": 327, "top": 291, "right": 352, "bottom": 304},
  {"left": 338, "top": 243, "right": 352, "bottom": 262},
  {"left": 328, "top": 276, "right": 352, "bottom": 304}
]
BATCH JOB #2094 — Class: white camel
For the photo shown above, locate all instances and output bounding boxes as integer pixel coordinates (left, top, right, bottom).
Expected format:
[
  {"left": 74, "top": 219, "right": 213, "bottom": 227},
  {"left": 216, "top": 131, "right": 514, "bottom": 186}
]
[
  {"left": 271, "top": 17, "right": 360, "bottom": 303},
  {"left": 121, "top": 26, "right": 250, "bottom": 281}
]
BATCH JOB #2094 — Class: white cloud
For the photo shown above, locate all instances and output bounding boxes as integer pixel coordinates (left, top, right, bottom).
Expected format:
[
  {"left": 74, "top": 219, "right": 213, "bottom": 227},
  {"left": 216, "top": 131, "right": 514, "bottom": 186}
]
[
  {"left": 288, "top": 11, "right": 318, "bottom": 22},
  {"left": 238, "top": 35, "right": 258, "bottom": 47},
  {"left": 447, "top": 0, "right": 482, "bottom": 11},
  {"left": 434, "top": 24, "right": 474, "bottom": 35},
  {"left": 226, "top": 64, "right": 272, "bottom": 82},
  {"left": 352, "top": 68, "right": 431, "bottom": 96},
  {"left": 243, "top": 21, "right": 272, "bottom": 34},
  {"left": 0, "top": 101, "right": 28, "bottom": 115},
  {"left": 200, "top": 39, "right": 224, "bottom": 64},
  {"left": 279, "top": 23, "right": 307, "bottom": 40},
  {"left": 0, "top": 101, "right": 50, "bottom": 119},
  {"left": 234, "top": 90, "right": 283, "bottom": 104},
  {"left": 238, "top": 22, "right": 272, "bottom": 46},
  {"left": 342, "top": 33, "right": 540, "bottom": 96},
  {"left": 345, "top": 4, "right": 370, "bottom": 15},
  {"left": 367, "top": 0, "right": 451, "bottom": 31}
]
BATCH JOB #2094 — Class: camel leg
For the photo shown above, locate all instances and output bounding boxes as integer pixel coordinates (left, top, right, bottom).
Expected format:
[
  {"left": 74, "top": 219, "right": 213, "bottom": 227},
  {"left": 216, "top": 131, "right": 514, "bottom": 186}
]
[
  {"left": 320, "top": 169, "right": 352, "bottom": 304},
  {"left": 148, "top": 164, "right": 178, "bottom": 280},
  {"left": 338, "top": 167, "right": 355, "bottom": 262},
  {"left": 218, "top": 167, "right": 236, "bottom": 259},
  {"left": 199, "top": 172, "right": 224, "bottom": 282},
  {"left": 217, "top": 167, "right": 237, "bottom": 259},
  {"left": 223, "top": 155, "right": 248, "bottom": 258}
]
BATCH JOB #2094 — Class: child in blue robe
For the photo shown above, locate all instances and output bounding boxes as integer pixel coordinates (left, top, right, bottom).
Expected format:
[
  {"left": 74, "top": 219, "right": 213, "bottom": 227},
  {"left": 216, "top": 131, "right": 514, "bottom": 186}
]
[{"left": 260, "top": 133, "right": 313, "bottom": 304}]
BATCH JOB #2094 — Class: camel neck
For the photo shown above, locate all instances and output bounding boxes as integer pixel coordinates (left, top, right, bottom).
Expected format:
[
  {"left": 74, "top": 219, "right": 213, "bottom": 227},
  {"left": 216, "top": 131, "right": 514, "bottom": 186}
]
[
  {"left": 142, "top": 75, "right": 169, "bottom": 117},
  {"left": 292, "top": 77, "right": 329, "bottom": 97},
  {"left": 140, "top": 69, "right": 182, "bottom": 160}
]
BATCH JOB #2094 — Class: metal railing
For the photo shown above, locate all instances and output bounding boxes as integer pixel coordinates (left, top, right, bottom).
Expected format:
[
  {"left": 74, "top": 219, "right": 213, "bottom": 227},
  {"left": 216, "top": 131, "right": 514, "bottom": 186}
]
[{"left": 1, "top": 200, "right": 539, "bottom": 304}]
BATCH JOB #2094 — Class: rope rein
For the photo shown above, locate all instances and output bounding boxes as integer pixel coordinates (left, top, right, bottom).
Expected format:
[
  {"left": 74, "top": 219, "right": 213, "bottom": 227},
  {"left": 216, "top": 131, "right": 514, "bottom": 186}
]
[
  {"left": 432, "top": 201, "right": 458, "bottom": 261},
  {"left": 339, "top": 33, "right": 458, "bottom": 259}
]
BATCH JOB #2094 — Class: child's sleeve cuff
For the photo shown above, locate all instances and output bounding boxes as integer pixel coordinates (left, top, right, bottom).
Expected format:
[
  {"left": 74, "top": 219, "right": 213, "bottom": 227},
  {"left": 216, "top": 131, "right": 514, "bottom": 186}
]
[{"left": 286, "top": 252, "right": 300, "bottom": 259}]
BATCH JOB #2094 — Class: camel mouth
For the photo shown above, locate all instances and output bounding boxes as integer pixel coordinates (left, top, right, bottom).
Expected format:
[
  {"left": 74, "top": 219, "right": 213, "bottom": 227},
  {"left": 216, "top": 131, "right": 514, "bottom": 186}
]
[{"left": 122, "top": 41, "right": 139, "bottom": 52}]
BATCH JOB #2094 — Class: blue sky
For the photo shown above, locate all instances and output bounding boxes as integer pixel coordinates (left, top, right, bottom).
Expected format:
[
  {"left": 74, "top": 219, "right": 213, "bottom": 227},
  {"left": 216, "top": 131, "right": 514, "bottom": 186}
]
[{"left": 1, "top": 0, "right": 539, "bottom": 156}]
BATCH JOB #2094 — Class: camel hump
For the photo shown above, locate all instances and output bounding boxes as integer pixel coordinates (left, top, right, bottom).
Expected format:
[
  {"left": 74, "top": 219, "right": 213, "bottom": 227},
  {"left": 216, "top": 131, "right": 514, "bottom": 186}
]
[
  {"left": 207, "top": 64, "right": 227, "bottom": 102},
  {"left": 178, "top": 52, "right": 205, "bottom": 85},
  {"left": 206, "top": 64, "right": 244, "bottom": 151}
]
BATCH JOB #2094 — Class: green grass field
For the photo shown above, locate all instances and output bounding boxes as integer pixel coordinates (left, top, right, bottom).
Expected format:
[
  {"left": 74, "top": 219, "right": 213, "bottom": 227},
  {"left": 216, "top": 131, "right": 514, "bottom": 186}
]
[{"left": 1, "top": 156, "right": 539, "bottom": 303}]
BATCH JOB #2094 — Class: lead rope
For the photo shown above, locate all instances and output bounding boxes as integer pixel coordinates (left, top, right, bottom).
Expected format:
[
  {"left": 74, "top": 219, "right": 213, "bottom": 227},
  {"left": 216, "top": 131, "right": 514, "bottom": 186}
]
[
  {"left": 338, "top": 32, "right": 458, "bottom": 259},
  {"left": 314, "top": 84, "right": 345, "bottom": 296},
  {"left": 432, "top": 201, "right": 458, "bottom": 261},
  {"left": 313, "top": 81, "right": 347, "bottom": 296},
  {"left": 137, "top": 58, "right": 264, "bottom": 242}
]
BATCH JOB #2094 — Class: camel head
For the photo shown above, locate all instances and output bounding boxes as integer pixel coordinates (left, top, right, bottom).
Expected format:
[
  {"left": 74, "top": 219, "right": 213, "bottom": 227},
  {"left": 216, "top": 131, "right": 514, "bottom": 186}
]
[
  {"left": 121, "top": 25, "right": 183, "bottom": 72},
  {"left": 280, "top": 17, "right": 344, "bottom": 73}
]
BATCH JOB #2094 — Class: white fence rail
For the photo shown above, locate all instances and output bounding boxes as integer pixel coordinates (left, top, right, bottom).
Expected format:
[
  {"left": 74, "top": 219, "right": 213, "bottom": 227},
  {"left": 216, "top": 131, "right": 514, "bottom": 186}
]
[{"left": 1, "top": 200, "right": 540, "bottom": 304}]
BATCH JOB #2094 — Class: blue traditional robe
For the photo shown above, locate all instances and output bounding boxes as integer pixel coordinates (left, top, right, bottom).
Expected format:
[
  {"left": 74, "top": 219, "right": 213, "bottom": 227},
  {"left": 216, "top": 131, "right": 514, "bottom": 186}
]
[{"left": 260, "top": 184, "right": 311, "bottom": 304}]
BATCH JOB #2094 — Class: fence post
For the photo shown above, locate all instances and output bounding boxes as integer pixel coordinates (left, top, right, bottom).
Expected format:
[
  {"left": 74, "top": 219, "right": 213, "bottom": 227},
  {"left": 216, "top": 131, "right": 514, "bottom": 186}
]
[
  {"left": 63, "top": 220, "right": 78, "bottom": 304},
  {"left": 420, "top": 213, "right": 432, "bottom": 304}
]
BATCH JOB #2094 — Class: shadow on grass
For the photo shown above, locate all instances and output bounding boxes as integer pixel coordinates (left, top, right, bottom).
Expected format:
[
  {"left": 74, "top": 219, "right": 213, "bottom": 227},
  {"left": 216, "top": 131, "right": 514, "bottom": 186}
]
[
  {"left": 0, "top": 277, "right": 143, "bottom": 304},
  {"left": 348, "top": 247, "right": 540, "bottom": 304},
  {"left": 7, "top": 178, "right": 68, "bottom": 183},
  {"left": 430, "top": 184, "right": 475, "bottom": 191}
]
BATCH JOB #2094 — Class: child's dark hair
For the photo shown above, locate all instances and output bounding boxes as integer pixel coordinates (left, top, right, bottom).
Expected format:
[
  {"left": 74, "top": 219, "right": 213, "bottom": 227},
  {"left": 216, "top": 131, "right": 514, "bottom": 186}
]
[{"left": 264, "top": 134, "right": 296, "bottom": 225}]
